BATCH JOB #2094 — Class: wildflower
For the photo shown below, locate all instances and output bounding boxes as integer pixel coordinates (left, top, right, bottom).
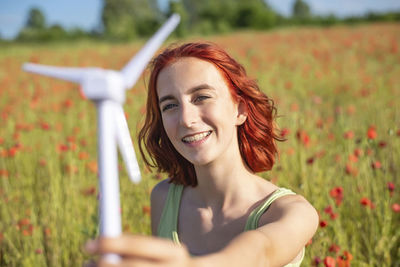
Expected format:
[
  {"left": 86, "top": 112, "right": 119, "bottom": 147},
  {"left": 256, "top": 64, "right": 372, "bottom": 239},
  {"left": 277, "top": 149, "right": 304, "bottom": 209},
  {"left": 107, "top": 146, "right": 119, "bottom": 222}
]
[
  {"left": 367, "top": 125, "right": 377, "bottom": 139},
  {"left": 290, "top": 103, "right": 299, "bottom": 111},
  {"left": 285, "top": 81, "right": 292, "bottom": 90},
  {"left": 353, "top": 148, "right": 363, "bottom": 157},
  {"left": 286, "top": 147, "right": 295, "bottom": 156},
  {"left": 387, "top": 182, "right": 394, "bottom": 196},
  {"left": 80, "top": 138, "right": 88, "bottom": 147},
  {"left": 35, "top": 249, "right": 43, "bottom": 254},
  {"left": 392, "top": 203, "right": 400, "bottom": 213},
  {"left": 57, "top": 144, "right": 69, "bottom": 153},
  {"left": 346, "top": 105, "right": 356, "bottom": 115},
  {"left": 371, "top": 161, "right": 381, "bottom": 169},
  {"left": 360, "top": 197, "right": 375, "bottom": 209},
  {"left": 87, "top": 161, "right": 98, "bottom": 174},
  {"left": 348, "top": 154, "right": 358, "bottom": 163},
  {"left": 65, "top": 164, "right": 78, "bottom": 174},
  {"left": 79, "top": 152, "right": 89, "bottom": 160},
  {"left": 324, "top": 205, "right": 333, "bottom": 214},
  {"left": 8, "top": 147, "right": 18, "bottom": 157},
  {"left": 319, "top": 220, "right": 328, "bottom": 228},
  {"left": 316, "top": 119, "right": 323, "bottom": 129},
  {"left": 81, "top": 186, "right": 96, "bottom": 196},
  {"left": 378, "top": 141, "right": 387, "bottom": 148},
  {"left": 343, "top": 131, "right": 354, "bottom": 139},
  {"left": 296, "top": 130, "right": 310, "bottom": 147},
  {"left": 337, "top": 251, "right": 353, "bottom": 267},
  {"left": 330, "top": 187, "right": 344, "bottom": 206},
  {"left": 313, "top": 257, "right": 322, "bottom": 266},
  {"left": 306, "top": 157, "right": 315, "bottom": 165},
  {"left": 324, "top": 256, "right": 336, "bottom": 267},
  {"left": 329, "top": 243, "right": 341, "bottom": 254},
  {"left": 345, "top": 163, "right": 358, "bottom": 177},
  {"left": 280, "top": 128, "right": 290, "bottom": 138},
  {"left": 63, "top": 99, "right": 73, "bottom": 108},
  {"left": 44, "top": 227, "right": 51, "bottom": 237},
  {"left": 0, "top": 169, "right": 9, "bottom": 178},
  {"left": 40, "top": 122, "right": 51, "bottom": 130},
  {"left": 142, "top": 206, "right": 151, "bottom": 216},
  {"left": 66, "top": 136, "right": 76, "bottom": 143}
]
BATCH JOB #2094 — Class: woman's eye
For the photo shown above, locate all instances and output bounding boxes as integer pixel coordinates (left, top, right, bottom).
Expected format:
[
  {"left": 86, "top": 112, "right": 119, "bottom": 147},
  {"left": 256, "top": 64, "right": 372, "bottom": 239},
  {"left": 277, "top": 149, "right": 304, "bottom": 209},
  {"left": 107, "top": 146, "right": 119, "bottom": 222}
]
[
  {"left": 162, "top": 103, "right": 177, "bottom": 112},
  {"left": 194, "top": 95, "right": 210, "bottom": 103}
]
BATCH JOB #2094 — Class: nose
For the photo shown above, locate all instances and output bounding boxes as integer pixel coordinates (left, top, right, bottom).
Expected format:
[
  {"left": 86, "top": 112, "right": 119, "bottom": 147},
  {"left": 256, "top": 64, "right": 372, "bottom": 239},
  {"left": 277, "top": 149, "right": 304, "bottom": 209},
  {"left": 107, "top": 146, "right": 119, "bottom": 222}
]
[{"left": 179, "top": 103, "right": 197, "bottom": 128}]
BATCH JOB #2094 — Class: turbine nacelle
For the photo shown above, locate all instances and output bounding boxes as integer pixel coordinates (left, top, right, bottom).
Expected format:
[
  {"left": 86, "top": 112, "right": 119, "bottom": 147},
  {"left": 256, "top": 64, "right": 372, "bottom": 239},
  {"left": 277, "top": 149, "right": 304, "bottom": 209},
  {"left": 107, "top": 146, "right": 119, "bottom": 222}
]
[{"left": 81, "top": 69, "right": 126, "bottom": 103}]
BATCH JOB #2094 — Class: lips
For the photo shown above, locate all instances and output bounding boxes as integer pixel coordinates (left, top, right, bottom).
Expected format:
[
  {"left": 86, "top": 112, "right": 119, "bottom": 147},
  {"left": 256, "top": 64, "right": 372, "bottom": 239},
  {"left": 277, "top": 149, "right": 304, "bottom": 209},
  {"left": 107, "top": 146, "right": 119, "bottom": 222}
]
[{"left": 182, "top": 131, "right": 212, "bottom": 143}]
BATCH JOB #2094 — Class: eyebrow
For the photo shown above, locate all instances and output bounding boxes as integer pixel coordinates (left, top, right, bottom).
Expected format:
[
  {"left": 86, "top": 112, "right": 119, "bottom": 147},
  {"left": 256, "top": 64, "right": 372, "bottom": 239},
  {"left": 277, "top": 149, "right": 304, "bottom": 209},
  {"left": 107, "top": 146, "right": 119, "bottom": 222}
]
[{"left": 158, "top": 84, "right": 215, "bottom": 104}]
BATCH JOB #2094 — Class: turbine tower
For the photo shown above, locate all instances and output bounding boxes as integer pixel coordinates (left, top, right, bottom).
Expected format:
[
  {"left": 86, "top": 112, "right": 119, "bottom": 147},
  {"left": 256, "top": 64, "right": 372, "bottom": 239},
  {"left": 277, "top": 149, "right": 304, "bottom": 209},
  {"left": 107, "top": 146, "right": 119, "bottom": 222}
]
[{"left": 23, "top": 14, "right": 180, "bottom": 262}]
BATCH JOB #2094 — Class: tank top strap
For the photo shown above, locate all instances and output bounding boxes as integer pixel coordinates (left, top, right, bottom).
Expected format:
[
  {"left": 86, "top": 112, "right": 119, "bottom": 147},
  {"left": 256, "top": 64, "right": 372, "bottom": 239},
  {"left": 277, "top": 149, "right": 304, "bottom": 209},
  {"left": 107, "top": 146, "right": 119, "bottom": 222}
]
[
  {"left": 157, "top": 183, "right": 184, "bottom": 244},
  {"left": 244, "top": 188, "right": 296, "bottom": 231}
]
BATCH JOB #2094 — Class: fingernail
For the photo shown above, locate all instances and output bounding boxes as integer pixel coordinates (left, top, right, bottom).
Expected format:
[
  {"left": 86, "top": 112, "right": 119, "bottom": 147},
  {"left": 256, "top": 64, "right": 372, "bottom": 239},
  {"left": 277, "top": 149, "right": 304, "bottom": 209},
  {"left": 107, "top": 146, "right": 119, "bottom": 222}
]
[{"left": 85, "top": 240, "right": 98, "bottom": 253}]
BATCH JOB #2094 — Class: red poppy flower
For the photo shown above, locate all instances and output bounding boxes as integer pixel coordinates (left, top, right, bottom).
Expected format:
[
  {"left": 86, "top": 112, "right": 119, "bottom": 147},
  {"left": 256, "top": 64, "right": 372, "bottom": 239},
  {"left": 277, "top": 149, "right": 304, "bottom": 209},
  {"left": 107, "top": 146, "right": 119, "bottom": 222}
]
[
  {"left": 367, "top": 126, "right": 377, "bottom": 139},
  {"left": 329, "top": 243, "right": 341, "bottom": 254},
  {"left": 324, "top": 256, "right": 336, "bottom": 267},
  {"left": 392, "top": 203, "right": 400, "bottom": 213},
  {"left": 371, "top": 161, "right": 382, "bottom": 169},
  {"left": 280, "top": 128, "right": 290, "bottom": 138},
  {"left": 387, "top": 182, "right": 395, "bottom": 192},
  {"left": 337, "top": 251, "right": 353, "bottom": 267},
  {"left": 360, "top": 197, "right": 375, "bottom": 209},
  {"left": 353, "top": 148, "right": 363, "bottom": 157},
  {"left": 296, "top": 130, "right": 310, "bottom": 147},
  {"left": 343, "top": 130, "right": 354, "bottom": 139}
]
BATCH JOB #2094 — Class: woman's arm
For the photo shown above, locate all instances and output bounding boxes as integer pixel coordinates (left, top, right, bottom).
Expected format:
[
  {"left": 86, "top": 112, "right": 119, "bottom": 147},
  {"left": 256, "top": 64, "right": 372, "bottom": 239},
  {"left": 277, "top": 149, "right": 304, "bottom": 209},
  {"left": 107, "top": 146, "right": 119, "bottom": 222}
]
[
  {"left": 194, "top": 195, "right": 319, "bottom": 267},
  {"left": 86, "top": 193, "right": 318, "bottom": 267}
]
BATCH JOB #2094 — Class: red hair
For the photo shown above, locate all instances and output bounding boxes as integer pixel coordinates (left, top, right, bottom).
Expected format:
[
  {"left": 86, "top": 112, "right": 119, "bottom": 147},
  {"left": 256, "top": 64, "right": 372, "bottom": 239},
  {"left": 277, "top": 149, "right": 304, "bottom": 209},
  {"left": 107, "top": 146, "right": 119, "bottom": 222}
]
[{"left": 138, "top": 42, "right": 283, "bottom": 186}]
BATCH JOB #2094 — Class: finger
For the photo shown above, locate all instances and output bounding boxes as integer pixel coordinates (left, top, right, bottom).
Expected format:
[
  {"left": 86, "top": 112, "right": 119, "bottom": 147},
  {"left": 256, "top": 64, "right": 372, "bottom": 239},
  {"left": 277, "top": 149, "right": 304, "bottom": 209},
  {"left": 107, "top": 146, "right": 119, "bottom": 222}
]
[
  {"left": 98, "top": 258, "right": 159, "bottom": 267},
  {"left": 98, "top": 235, "right": 186, "bottom": 261}
]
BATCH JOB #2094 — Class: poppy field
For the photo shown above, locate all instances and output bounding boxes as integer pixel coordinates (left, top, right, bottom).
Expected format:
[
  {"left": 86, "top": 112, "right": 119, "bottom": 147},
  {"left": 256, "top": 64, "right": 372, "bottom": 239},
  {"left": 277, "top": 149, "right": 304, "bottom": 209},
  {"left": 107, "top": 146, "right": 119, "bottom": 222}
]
[{"left": 0, "top": 23, "right": 399, "bottom": 266}]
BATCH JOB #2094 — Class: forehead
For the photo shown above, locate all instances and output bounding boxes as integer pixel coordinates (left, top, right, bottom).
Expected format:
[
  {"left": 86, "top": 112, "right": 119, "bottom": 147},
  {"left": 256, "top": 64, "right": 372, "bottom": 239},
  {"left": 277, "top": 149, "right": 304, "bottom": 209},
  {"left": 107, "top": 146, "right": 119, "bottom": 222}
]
[{"left": 156, "top": 57, "right": 229, "bottom": 96}]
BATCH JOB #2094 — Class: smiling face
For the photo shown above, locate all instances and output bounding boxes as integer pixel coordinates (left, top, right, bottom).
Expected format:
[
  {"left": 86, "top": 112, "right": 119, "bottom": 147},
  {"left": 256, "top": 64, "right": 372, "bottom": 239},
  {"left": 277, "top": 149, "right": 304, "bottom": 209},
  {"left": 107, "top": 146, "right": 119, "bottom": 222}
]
[{"left": 156, "top": 57, "right": 247, "bottom": 167}]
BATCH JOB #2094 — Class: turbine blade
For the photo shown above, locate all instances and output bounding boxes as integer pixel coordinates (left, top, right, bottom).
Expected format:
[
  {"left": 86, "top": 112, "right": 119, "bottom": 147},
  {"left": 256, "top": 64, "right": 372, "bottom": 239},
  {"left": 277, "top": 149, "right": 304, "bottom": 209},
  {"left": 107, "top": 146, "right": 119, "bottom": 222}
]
[
  {"left": 121, "top": 14, "right": 180, "bottom": 89},
  {"left": 23, "top": 63, "right": 89, "bottom": 84},
  {"left": 115, "top": 106, "right": 141, "bottom": 183}
]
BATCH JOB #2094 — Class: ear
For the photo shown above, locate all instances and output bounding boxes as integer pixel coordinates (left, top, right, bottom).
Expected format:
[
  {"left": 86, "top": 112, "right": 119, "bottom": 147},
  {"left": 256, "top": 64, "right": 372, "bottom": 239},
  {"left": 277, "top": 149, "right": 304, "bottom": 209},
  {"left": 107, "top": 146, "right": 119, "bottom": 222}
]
[{"left": 235, "top": 98, "right": 247, "bottom": 126}]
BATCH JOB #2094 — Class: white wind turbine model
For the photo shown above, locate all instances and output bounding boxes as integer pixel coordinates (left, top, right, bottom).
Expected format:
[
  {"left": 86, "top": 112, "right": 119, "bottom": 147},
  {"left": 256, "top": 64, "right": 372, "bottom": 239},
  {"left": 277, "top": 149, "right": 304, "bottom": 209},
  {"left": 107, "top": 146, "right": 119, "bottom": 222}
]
[{"left": 23, "top": 14, "right": 180, "bottom": 262}]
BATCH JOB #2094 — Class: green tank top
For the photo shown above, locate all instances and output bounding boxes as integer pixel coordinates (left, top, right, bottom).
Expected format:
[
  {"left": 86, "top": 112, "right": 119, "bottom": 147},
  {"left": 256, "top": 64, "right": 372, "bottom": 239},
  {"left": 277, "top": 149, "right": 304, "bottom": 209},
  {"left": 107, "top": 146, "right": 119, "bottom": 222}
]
[{"left": 157, "top": 184, "right": 305, "bottom": 267}]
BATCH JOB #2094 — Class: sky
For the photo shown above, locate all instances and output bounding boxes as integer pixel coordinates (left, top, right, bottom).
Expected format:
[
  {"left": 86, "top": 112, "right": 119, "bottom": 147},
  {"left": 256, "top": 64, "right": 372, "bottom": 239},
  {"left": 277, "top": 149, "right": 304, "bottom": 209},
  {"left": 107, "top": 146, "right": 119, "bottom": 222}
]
[{"left": 1, "top": 0, "right": 400, "bottom": 40}]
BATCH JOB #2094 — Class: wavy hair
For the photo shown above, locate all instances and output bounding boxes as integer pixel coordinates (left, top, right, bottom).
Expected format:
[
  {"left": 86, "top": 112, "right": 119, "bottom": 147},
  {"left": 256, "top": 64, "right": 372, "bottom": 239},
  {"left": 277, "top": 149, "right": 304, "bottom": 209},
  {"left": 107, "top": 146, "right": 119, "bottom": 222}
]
[{"left": 138, "top": 42, "right": 283, "bottom": 186}]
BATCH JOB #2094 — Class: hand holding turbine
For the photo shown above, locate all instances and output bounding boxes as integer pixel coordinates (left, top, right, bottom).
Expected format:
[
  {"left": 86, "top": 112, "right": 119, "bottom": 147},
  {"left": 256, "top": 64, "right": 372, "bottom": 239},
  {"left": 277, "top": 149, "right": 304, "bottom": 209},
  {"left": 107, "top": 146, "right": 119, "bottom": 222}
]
[{"left": 23, "top": 14, "right": 180, "bottom": 263}]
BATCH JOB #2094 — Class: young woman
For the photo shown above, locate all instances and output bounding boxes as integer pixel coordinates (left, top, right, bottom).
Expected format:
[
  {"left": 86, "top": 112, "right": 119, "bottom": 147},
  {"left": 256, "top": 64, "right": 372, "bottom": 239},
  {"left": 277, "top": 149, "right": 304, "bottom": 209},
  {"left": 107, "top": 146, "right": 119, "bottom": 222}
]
[{"left": 86, "top": 42, "right": 319, "bottom": 267}]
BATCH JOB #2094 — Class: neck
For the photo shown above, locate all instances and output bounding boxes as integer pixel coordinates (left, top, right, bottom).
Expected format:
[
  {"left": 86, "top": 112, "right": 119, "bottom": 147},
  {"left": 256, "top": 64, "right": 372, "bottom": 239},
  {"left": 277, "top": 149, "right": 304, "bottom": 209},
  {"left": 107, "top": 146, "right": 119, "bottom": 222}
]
[{"left": 191, "top": 154, "right": 257, "bottom": 211}]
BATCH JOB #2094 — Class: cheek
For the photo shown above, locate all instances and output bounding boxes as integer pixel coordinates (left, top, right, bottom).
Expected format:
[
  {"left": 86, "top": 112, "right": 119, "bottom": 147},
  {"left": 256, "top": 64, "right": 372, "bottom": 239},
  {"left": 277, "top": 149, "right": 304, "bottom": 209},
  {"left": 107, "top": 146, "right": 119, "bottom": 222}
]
[{"left": 161, "top": 115, "right": 177, "bottom": 140}]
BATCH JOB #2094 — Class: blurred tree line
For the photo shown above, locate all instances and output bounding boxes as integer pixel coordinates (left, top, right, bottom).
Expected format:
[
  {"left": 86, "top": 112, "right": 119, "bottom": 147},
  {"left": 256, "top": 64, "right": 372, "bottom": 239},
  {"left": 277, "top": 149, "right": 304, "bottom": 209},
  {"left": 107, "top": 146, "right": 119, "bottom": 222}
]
[{"left": 11, "top": 0, "right": 400, "bottom": 42}]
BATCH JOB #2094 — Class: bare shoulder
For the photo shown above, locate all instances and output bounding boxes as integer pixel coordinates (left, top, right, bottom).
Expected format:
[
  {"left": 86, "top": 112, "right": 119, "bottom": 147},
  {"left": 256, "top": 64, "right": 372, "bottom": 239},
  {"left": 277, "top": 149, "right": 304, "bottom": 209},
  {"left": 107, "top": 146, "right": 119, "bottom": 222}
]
[
  {"left": 150, "top": 179, "right": 171, "bottom": 235},
  {"left": 260, "top": 192, "right": 319, "bottom": 235}
]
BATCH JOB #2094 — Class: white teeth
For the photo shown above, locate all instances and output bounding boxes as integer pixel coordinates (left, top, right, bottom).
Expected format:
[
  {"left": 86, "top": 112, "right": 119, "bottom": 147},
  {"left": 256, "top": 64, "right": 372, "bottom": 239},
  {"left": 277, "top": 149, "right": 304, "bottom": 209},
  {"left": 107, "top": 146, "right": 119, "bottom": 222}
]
[{"left": 182, "top": 131, "right": 211, "bottom": 143}]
